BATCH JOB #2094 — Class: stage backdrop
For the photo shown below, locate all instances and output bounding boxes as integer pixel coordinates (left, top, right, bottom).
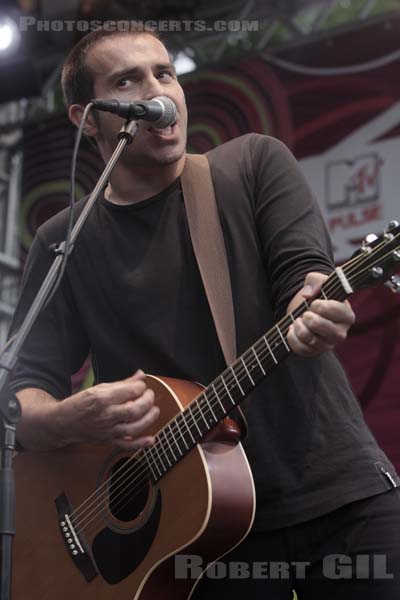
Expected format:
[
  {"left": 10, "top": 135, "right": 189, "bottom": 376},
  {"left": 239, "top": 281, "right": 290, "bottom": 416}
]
[{"left": 20, "top": 16, "right": 400, "bottom": 468}]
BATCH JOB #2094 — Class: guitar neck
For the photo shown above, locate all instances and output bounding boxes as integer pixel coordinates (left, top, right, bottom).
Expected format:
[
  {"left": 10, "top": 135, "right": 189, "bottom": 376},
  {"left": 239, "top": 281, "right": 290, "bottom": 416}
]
[
  {"left": 142, "top": 267, "right": 351, "bottom": 482},
  {"left": 141, "top": 214, "right": 400, "bottom": 481}
]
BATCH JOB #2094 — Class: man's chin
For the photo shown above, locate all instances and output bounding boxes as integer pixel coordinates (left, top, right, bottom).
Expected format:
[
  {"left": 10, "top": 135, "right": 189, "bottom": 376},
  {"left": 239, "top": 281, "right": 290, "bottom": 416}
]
[
  {"left": 153, "top": 151, "right": 185, "bottom": 166},
  {"left": 131, "top": 145, "right": 186, "bottom": 167}
]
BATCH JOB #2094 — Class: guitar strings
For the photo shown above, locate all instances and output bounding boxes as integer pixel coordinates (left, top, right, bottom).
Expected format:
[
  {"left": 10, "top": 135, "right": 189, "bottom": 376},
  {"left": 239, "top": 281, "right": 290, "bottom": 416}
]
[
  {"left": 68, "top": 238, "right": 378, "bottom": 532},
  {"left": 69, "top": 258, "right": 384, "bottom": 540},
  {"left": 71, "top": 304, "right": 305, "bottom": 537},
  {"left": 69, "top": 286, "right": 323, "bottom": 530},
  {"left": 70, "top": 246, "right": 396, "bottom": 536},
  {"left": 69, "top": 236, "right": 400, "bottom": 537},
  {"left": 69, "top": 240, "right": 384, "bottom": 527}
]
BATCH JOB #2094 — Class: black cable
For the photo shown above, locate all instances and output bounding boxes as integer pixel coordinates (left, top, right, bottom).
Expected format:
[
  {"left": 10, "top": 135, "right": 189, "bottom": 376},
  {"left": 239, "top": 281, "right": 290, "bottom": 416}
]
[
  {"left": 0, "top": 102, "right": 94, "bottom": 359},
  {"left": 42, "top": 102, "right": 94, "bottom": 309}
]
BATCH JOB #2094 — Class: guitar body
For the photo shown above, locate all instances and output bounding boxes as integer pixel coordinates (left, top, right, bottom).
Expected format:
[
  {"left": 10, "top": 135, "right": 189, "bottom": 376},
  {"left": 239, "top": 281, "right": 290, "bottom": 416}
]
[{"left": 13, "top": 375, "right": 256, "bottom": 599}]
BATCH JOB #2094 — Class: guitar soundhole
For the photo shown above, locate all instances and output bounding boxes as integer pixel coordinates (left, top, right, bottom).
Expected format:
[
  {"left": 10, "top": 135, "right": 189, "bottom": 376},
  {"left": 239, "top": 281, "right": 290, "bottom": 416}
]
[{"left": 108, "top": 457, "right": 149, "bottom": 522}]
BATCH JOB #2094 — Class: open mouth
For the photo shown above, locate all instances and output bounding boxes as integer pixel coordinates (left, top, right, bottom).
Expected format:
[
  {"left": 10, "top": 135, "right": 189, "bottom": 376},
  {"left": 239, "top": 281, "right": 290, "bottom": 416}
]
[{"left": 147, "top": 122, "right": 177, "bottom": 138}]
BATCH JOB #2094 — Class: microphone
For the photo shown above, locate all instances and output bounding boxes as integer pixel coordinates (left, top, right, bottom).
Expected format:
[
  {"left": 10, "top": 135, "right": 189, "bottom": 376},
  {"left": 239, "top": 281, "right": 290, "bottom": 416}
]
[{"left": 90, "top": 96, "right": 177, "bottom": 128}]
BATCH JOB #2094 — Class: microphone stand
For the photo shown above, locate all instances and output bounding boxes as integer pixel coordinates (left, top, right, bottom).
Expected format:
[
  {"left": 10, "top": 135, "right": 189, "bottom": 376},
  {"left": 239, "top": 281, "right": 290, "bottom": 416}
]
[{"left": 0, "top": 119, "right": 138, "bottom": 600}]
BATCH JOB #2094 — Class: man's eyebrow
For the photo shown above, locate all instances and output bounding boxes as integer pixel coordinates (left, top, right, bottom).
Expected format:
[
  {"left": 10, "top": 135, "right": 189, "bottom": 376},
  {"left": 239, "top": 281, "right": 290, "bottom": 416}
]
[
  {"left": 155, "top": 62, "right": 177, "bottom": 74},
  {"left": 107, "top": 63, "right": 176, "bottom": 82},
  {"left": 106, "top": 66, "right": 142, "bottom": 82}
]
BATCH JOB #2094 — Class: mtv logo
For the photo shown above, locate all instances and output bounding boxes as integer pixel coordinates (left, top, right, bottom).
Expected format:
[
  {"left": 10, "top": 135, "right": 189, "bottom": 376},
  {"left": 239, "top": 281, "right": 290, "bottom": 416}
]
[{"left": 326, "top": 153, "right": 383, "bottom": 210}]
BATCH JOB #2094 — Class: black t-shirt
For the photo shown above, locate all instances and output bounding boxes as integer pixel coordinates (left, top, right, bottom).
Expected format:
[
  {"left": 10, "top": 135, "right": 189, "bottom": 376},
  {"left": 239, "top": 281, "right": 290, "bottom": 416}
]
[{"left": 9, "top": 134, "right": 399, "bottom": 530}]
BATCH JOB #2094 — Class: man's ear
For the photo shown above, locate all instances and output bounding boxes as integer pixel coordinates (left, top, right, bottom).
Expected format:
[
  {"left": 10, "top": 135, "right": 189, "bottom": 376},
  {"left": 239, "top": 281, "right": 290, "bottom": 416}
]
[{"left": 68, "top": 104, "right": 99, "bottom": 137}]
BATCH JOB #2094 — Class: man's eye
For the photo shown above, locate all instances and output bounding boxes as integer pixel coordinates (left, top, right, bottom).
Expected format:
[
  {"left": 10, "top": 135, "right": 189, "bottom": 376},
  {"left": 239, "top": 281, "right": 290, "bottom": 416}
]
[
  {"left": 116, "top": 78, "right": 129, "bottom": 87},
  {"left": 158, "top": 71, "right": 173, "bottom": 80}
]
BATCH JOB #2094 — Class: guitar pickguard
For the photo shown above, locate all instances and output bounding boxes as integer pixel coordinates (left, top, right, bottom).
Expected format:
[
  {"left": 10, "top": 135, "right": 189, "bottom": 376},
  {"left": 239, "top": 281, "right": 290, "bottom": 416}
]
[{"left": 92, "top": 490, "right": 162, "bottom": 584}]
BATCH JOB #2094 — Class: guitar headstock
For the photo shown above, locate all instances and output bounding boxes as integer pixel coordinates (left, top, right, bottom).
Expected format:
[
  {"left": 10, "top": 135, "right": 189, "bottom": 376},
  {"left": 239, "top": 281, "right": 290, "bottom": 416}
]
[{"left": 344, "top": 221, "right": 400, "bottom": 293}]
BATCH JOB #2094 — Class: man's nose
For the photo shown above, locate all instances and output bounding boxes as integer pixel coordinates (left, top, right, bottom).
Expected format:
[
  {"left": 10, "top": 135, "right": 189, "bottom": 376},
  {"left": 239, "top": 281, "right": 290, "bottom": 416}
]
[{"left": 143, "top": 76, "right": 164, "bottom": 100}]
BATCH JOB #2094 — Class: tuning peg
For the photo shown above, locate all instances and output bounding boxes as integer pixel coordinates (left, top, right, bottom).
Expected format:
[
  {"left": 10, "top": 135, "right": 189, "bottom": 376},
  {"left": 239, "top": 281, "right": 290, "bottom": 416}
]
[
  {"left": 393, "top": 250, "right": 400, "bottom": 262},
  {"left": 370, "top": 266, "right": 384, "bottom": 279},
  {"left": 364, "top": 233, "right": 378, "bottom": 244},
  {"left": 384, "top": 221, "right": 399, "bottom": 240},
  {"left": 361, "top": 233, "right": 378, "bottom": 253},
  {"left": 384, "top": 275, "right": 400, "bottom": 293}
]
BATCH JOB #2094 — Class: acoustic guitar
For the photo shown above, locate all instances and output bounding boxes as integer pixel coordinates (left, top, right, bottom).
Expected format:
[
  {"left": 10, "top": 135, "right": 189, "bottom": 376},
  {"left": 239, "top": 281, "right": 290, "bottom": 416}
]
[{"left": 12, "top": 222, "right": 400, "bottom": 599}]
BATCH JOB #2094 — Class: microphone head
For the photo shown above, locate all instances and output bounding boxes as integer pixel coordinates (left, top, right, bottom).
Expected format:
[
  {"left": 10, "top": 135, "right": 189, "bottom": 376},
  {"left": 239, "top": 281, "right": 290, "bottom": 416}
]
[{"left": 151, "top": 96, "right": 177, "bottom": 128}]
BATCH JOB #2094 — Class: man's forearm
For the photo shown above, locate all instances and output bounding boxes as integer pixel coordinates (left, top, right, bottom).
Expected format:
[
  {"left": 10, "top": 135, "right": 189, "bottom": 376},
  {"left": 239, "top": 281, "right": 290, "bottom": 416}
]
[
  {"left": 16, "top": 388, "right": 67, "bottom": 451},
  {"left": 15, "top": 373, "right": 160, "bottom": 453}
]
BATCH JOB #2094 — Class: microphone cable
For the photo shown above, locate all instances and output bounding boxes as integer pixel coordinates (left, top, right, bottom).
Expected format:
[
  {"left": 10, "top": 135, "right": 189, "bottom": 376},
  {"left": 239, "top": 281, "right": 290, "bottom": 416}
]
[{"left": 0, "top": 101, "right": 94, "bottom": 360}]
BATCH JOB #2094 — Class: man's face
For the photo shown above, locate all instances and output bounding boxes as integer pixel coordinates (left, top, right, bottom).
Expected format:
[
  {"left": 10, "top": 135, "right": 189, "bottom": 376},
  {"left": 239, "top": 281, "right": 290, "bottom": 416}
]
[{"left": 85, "top": 34, "right": 188, "bottom": 167}]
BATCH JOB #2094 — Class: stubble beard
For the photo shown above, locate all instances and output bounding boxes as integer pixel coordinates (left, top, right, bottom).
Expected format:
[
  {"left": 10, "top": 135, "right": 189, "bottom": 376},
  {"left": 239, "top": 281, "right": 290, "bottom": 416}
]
[{"left": 125, "top": 138, "right": 187, "bottom": 168}]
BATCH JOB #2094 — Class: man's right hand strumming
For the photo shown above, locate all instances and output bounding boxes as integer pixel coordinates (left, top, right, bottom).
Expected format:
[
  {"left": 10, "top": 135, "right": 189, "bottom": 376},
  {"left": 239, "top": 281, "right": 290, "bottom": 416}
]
[{"left": 16, "top": 369, "right": 160, "bottom": 451}]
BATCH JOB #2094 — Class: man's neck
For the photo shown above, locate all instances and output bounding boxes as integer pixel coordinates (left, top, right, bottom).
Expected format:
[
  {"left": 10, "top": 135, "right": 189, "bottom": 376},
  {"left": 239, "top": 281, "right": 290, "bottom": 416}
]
[{"left": 106, "top": 155, "right": 186, "bottom": 205}]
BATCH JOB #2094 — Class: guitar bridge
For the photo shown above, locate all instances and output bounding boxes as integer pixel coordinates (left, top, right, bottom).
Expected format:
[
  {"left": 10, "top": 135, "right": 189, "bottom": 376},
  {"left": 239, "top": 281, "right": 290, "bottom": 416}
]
[{"left": 55, "top": 492, "right": 98, "bottom": 582}]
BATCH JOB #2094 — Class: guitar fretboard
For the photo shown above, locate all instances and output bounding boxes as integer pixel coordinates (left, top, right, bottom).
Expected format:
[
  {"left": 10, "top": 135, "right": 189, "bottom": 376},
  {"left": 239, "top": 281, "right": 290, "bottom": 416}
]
[{"left": 141, "top": 270, "right": 349, "bottom": 483}]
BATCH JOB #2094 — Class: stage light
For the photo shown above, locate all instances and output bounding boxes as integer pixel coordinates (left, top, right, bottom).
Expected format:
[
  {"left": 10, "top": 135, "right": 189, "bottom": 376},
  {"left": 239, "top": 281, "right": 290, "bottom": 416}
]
[
  {"left": 0, "top": 16, "right": 21, "bottom": 56},
  {"left": 174, "top": 51, "right": 196, "bottom": 75}
]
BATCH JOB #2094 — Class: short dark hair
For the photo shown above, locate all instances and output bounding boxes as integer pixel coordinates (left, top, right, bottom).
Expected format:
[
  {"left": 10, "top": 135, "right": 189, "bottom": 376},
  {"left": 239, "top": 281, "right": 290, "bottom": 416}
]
[{"left": 61, "top": 28, "right": 161, "bottom": 108}]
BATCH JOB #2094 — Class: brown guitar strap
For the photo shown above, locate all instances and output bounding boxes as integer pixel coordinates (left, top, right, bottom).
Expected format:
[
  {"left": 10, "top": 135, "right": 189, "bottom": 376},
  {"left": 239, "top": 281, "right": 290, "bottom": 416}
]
[
  {"left": 181, "top": 153, "right": 237, "bottom": 366},
  {"left": 181, "top": 154, "right": 248, "bottom": 436}
]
